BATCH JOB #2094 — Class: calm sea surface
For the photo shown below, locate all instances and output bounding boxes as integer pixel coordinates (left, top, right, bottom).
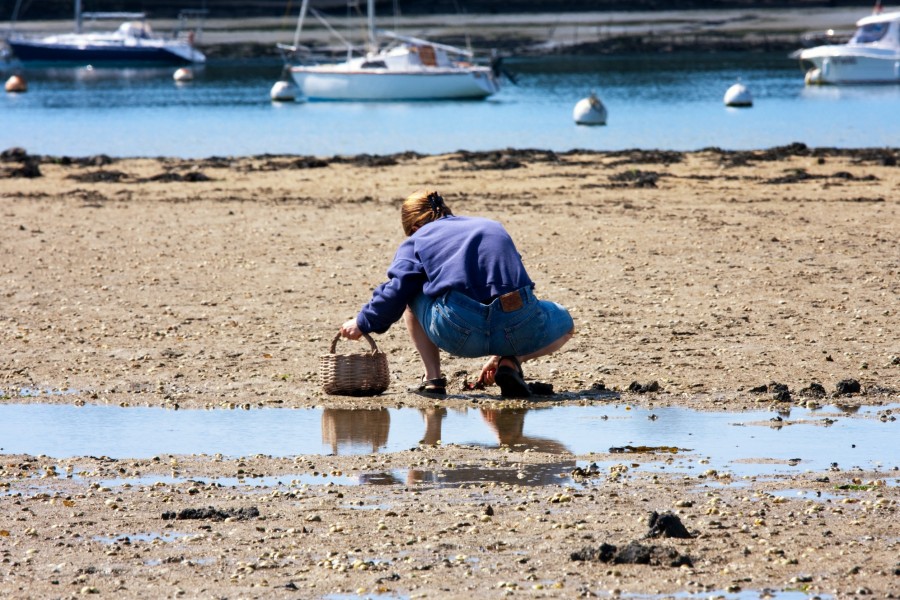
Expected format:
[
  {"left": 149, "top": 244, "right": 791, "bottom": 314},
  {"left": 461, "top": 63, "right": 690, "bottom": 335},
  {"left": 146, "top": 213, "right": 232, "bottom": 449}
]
[{"left": 3, "top": 52, "right": 900, "bottom": 158}]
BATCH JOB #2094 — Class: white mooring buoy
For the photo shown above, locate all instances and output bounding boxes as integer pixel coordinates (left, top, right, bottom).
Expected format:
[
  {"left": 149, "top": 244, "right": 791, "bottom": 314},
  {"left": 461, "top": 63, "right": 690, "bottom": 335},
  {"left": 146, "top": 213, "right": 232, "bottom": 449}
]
[
  {"left": 573, "top": 92, "right": 607, "bottom": 125},
  {"left": 723, "top": 82, "right": 752, "bottom": 107},
  {"left": 5, "top": 74, "right": 28, "bottom": 93},
  {"left": 804, "top": 68, "right": 824, "bottom": 86},
  {"left": 173, "top": 67, "right": 194, "bottom": 82},
  {"left": 270, "top": 79, "right": 299, "bottom": 102}
]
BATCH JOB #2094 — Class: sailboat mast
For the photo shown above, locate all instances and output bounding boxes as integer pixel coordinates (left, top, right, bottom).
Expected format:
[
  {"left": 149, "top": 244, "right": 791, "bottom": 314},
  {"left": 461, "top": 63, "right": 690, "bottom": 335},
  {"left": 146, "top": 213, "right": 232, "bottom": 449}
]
[
  {"left": 75, "top": 0, "right": 83, "bottom": 33},
  {"left": 367, "top": 0, "right": 376, "bottom": 52},
  {"left": 292, "top": 0, "right": 310, "bottom": 48}
]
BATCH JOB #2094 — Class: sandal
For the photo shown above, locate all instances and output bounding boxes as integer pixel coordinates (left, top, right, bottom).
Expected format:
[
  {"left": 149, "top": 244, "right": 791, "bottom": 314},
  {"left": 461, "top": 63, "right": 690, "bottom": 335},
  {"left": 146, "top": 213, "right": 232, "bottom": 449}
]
[
  {"left": 409, "top": 376, "right": 447, "bottom": 396},
  {"left": 495, "top": 356, "right": 531, "bottom": 398}
]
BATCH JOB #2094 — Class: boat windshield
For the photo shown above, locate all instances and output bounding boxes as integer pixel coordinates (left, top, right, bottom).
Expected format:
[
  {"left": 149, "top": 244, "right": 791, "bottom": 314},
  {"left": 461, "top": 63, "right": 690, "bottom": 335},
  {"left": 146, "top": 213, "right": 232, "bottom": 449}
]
[{"left": 849, "top": 22, "right": 889, "bottom": 44}]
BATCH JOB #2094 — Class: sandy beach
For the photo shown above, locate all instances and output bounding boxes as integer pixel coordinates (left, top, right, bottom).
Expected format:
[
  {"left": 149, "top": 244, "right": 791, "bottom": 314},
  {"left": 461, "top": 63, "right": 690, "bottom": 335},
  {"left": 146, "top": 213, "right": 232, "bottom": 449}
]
[{"left": 1, "top": 145, "right": 899, "bottom": 597}]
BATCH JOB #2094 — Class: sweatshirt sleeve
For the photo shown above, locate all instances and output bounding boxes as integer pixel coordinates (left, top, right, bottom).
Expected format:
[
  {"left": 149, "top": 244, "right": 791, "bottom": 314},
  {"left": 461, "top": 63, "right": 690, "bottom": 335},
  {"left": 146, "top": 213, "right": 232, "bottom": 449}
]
[{"left": 356, "top": 253, "right": 426, "bottom": 335}]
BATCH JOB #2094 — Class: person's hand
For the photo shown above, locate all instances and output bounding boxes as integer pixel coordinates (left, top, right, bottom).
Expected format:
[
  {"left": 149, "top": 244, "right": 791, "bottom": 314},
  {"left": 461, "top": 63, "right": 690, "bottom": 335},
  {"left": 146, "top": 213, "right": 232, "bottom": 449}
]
[
  {"left": 477, "top": 355, "right": 500, "bottom": 387},
  {"left": 340, "top": 319, "right": 363, "bottom": 340}
]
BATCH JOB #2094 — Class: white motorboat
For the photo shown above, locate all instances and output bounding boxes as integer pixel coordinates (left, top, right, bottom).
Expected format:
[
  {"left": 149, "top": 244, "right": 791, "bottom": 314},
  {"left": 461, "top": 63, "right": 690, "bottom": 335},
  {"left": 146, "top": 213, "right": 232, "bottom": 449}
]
[
  {"left": 6, "top": 1, "right": 205, "bottom": 65},
  {"left": 282, "top": 0, "right": 500, "bottom": 101},
  {"left": 795, "top": 10, "right": 900, "bottom": 84}
]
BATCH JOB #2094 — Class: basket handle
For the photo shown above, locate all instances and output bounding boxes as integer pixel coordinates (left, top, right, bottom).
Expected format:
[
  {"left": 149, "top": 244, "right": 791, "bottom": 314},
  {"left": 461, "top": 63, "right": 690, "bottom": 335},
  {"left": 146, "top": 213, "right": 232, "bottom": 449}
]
[{"left": 330, "top": 331, "right": 379, "bottom": 354}]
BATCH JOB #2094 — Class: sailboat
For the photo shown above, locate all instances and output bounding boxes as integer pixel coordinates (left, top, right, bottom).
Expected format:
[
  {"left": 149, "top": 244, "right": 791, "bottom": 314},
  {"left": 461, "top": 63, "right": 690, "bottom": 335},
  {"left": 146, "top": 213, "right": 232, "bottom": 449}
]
[
  {"left": 6, "top": 0, "right": 206, "bottom": 65},
  {"left": 282, "top": 0, "right": 500, "bottom": 101}
]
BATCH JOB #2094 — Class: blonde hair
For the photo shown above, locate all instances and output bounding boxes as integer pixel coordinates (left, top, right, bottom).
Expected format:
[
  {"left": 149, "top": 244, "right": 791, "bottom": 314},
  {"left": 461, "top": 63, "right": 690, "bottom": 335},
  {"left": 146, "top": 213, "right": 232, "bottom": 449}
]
[{"left": 401, "top": 189, "right": 453, "bottom": 236}]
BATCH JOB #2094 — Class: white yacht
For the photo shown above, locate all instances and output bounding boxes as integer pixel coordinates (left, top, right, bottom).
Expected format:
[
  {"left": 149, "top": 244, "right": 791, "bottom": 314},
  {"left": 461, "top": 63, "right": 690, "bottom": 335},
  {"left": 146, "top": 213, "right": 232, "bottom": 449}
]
[{"left": 796, "top": 10, "right": 900, "bottom": 84}]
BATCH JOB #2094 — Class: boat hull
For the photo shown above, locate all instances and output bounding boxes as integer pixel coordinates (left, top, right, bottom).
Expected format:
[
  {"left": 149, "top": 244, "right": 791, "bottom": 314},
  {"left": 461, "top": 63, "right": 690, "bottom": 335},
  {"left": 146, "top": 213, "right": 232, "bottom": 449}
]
[
  {"left": 290, "top": 67, "right": 499, "bottom": 100},
  {"left": 799, "top": 47, "right": 900, "bottom": 84},
  {"left": 7, "top": 39, "right": 204, "bottom": 65}
]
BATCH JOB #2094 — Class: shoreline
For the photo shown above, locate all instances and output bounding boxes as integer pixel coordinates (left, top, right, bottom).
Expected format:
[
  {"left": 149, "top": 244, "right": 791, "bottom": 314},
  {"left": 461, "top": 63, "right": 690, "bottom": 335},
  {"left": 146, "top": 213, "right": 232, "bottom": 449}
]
[
  {"left": 2, "top": 7, "right": 882, "bottom": 58},
  {"left": 5, "top": 142, "right": 900, "bottom": 167}
]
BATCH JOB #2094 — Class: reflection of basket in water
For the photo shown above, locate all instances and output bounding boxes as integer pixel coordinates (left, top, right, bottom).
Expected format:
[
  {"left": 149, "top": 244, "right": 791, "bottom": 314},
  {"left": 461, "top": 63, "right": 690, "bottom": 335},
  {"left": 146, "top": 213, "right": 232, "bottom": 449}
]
[
  {"left": 319, "top": 332, "right": 389, "bottom": 396},
  {"left": 321, "top": 408, "right": 390, "bottom": 453}
]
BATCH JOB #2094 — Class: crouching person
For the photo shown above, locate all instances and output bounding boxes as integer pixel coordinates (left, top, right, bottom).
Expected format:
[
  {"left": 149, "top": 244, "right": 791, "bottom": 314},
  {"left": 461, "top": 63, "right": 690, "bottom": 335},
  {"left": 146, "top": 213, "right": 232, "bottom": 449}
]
[{"left": 340, "top": 189, "right": 574, "bottom": 398}]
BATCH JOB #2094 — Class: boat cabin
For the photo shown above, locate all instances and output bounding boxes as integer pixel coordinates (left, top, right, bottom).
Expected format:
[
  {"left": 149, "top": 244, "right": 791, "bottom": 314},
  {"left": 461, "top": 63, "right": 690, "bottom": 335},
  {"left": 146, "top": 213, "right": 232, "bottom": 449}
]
[{"left": 849, "top": 11, "right": 900, "bottom": 48}]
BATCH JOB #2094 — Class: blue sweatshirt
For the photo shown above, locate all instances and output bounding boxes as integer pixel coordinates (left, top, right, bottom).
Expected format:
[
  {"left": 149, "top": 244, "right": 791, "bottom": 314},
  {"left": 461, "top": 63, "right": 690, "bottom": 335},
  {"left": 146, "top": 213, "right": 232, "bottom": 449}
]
[{"left": 356, "top": 216, "right": 534, "bottom": 334}]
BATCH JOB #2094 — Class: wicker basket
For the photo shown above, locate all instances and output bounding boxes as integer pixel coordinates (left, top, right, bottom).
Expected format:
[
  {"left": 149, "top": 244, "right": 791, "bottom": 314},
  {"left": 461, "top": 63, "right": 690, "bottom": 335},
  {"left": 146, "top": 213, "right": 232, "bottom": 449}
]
[{"left": 319, "top": 332, "right": 390, "bottom": 396}]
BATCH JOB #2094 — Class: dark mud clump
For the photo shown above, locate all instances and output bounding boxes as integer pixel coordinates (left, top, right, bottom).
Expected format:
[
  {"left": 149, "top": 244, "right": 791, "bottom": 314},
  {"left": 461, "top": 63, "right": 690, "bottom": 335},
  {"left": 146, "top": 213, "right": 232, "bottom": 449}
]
[
  {"left": 1, "top": 147, "right": 30, "bottom": 162},
  {"left": 571, "top": 541, "right": 692, "bottom": 567},
  {"left": 712, "top": 144, "right": 900, "bottom": 169},
  {"left": 143, "top": 171, "right": 213, "bottom": 183},
  {"left": 290, "top": 157, "right": 329, "bottom": 169},
  {"left": 835, "top": 379, "right": 861, "bottom": 396},
  {"left": 452, "top": 151, "right": 525, "bottom": 170},
  {"left": 161, "top": 506, "right": 260, "bottom": 521},
  {"left": 527, "top": 381, "right": 554, "bottom": 395},
  {"left": 80, "top": 154, "right": 115, "bottom": 167},
  {"left": 197, "top": 156, "right": 235, "bottom": 169},
  {"left": 707, "top": 142, "right": 812, "bottom": 168},
  {"left": 749, "top": 381, "right": 790, "bottom": 401},
  {"left": 451, "top": 149, "right": 561, "bottom": 171},
  {"left": 608, "top": 169, "right": 661, "bottom": 188},
  {"left": 599, "top": 149, "right": 684, "bottom": 167},
  {"left": 332, "top": 153, "right": 400, "bottom": 168},
  {"left": 52, "top": 154, "right": 116, "bottom": 167},
  {"left": 646, "top": 511, "right": 692, "bottom": 539},
  {"left": 831, "top": 171, "right": 878, "bottom": 181},
  {"left": 628, "top": 380, "right": 660, "bottom": 394},
  {"left": 799, "top": 382, "right": 827, "bottom": 398},
  {"left": 4, "top": 160, "right": 42, "bottom": 178},
  {"left": 1, "top": 147, "right": 42, "bottom": 178},
  {"left": 764, "top": 168, "right": 818, "bottom": 185},
  {"left": 68, "top": 170, "right": 129, "bottom": 183}
]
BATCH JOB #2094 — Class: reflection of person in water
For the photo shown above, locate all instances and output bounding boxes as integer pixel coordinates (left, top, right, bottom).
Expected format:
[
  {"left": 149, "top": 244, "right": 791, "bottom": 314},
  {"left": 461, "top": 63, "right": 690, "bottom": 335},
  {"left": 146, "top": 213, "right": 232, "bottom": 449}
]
[
  {"left": 419, "top": 407, "right": 447, "bottom": 446},
  {"left": 321, "top": 408, "right": 390, "bottom": 454},
  {"left": 479, "top": 408, "right": 569, "bottom": 454},
  {"left": 408, "top": 408, "right": 574, "bottom": 487}
]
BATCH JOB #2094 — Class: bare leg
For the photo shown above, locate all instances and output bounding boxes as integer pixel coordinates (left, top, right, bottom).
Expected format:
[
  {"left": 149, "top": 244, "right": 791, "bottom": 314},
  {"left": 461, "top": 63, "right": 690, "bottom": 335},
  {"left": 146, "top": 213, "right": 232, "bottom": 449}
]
[{"left": 404, "top": 308, "right": 442, "bottom": 380}]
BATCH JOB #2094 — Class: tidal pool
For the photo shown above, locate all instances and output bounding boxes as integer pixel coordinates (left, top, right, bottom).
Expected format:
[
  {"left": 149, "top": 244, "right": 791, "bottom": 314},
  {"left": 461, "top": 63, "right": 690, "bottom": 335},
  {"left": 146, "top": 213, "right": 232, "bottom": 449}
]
[{"left": 0, "top": 403, "right": 896, "bottom": 480}]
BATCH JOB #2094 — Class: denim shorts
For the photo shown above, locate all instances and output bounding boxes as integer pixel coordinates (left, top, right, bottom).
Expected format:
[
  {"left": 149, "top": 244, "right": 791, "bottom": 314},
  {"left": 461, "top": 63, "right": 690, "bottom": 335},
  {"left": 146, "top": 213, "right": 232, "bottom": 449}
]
[{"left": 410, "top": 287, "right": 573, "bottom": 358}]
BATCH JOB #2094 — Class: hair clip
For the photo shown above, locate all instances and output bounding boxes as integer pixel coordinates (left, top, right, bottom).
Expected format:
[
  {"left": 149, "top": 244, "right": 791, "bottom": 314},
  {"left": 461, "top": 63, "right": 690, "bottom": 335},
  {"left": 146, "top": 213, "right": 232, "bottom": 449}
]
[{"left": 427, "top": 192, "right": 445, "bottom": 215}]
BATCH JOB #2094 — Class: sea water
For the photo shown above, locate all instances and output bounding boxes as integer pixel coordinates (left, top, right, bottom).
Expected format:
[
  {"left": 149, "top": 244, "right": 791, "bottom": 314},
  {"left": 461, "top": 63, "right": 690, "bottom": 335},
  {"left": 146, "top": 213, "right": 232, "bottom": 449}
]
[
  {"left": 0, "top": 403, "right": 896, "bottom": 478},
  {"left": 3, "top": 52, "right": 900, "bottom": 158}
]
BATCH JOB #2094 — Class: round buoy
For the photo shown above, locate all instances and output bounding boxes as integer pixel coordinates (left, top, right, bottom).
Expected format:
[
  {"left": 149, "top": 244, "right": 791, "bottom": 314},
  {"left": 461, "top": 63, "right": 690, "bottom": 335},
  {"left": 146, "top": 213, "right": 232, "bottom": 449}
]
[
  {"left": 270, "top": 80, "right": 298, "bottom": 102},
  {"left": 804, "top": 68, "right": 824, "bottom": 86},
  {"left": 173, "top": 67, "right": 194, "bottom": 82},
  {"left": 573, "top": 92, "right": 607, "bottom": 126},
  {"left": 723, "top": 82, "right": 752, "bottom": 107},
  {"left": 5, "top": 74, "right": 27, "bottom": 93}
]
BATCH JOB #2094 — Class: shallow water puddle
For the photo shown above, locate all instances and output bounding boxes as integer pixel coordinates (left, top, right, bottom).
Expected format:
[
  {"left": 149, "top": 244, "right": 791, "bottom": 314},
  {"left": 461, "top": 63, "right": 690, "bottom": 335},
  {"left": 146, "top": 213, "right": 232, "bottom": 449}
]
[
  {"left": 0, "top": 403, "right": 896, "bottom": 479},
  {"left": 93, "top": 531, "right": 190, "bottom": 544}
]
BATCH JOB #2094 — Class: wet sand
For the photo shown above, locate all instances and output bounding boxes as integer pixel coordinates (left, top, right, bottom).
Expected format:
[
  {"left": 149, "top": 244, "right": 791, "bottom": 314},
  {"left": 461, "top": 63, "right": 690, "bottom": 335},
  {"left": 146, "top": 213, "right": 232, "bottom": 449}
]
[{"left": 1, "top": 146, "right": 899, "bottom": 597}]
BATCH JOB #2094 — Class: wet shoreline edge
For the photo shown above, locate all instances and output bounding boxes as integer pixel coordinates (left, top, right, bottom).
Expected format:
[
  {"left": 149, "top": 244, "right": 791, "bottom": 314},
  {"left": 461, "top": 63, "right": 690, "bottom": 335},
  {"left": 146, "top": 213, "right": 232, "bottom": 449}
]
[{"left": 4, "top": 143, "right": 900, "bottom": 167}]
